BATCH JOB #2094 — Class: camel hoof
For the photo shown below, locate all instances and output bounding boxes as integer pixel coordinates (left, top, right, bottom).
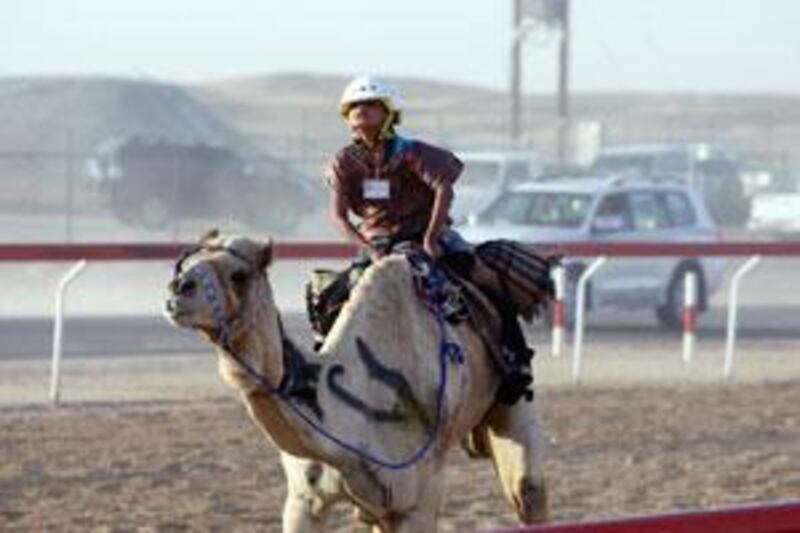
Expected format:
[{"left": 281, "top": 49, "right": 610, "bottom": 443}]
[{"left": 515, "top": 477, "right": 549, "bottom": 524}]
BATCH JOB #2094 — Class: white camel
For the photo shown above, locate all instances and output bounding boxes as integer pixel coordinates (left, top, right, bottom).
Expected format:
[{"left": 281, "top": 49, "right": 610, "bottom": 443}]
[{"left": 164, "top": 231, "right": 548, "bottom": 532}]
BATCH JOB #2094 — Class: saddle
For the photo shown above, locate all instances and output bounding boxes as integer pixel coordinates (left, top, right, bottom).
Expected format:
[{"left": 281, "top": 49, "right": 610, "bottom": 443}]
[{"left": 305, "top": 240, "right": 557, "bottom": 403}]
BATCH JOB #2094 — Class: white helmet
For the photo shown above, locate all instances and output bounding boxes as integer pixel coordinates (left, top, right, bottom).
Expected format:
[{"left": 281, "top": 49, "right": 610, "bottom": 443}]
[{"left": 339, "top": 75, "right": 402, "bottom": 121}]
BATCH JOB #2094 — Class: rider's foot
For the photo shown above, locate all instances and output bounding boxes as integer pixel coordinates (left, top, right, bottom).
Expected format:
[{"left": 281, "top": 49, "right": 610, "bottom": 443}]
[{"left": 497, "top": 369, "right": 534, "bottom": 405}]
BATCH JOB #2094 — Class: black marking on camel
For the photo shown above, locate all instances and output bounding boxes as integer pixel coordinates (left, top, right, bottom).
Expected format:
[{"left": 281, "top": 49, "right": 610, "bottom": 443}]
[
  {"left": 280, "top": 336, "right": 324, "bottom": 420},
  {"left": 326, "top": 337, "right": 432, "bottom": 427}
]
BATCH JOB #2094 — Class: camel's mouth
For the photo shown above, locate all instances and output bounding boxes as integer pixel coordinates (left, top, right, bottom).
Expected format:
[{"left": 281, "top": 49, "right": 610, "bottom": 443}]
[
  {"left": 163, "top": 297, "right": 207, "bottom": 329},
  {"left": 163, "top": 298, "right": 189, "bottom": 324}
]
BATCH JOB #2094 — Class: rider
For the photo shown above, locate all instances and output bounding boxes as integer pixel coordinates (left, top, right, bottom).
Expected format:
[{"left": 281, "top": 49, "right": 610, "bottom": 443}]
[
  {"left": 325, "top": 75, "right": 467, "bottom": 263},
  {"left": 322, "top": 75, "right": 533, "bottom": 404}
]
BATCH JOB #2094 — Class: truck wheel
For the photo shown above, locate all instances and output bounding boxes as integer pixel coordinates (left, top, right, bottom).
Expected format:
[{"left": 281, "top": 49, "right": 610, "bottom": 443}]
[{"left": 656, "top": 265, "right": 705, "bottom": 329}]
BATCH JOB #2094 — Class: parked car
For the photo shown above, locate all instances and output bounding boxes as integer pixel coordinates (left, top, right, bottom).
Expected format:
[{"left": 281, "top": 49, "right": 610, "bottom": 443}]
[
  {"left": 748, "top": 191, "right": 800, "bottom": 238},
  {"left": 452, "top": 150, "right": 543, "bottom": 221},
  {"left": 591, "top": 143, "right": 750, "bottom": 227},
  {"left": 88, "top": 136, "right": 319, "bottom": 231},
  {"left": 457, "top": 175, "right": 727, "bottom": 329}
]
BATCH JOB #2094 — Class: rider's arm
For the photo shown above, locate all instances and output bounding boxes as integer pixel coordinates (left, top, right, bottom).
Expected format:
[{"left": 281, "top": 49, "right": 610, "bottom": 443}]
[
  {"left": 423, "top": 180, "right": 454, "bottom": 257},
  {"left": 330, "top": 191, "right": 369, "bottom": 250},
  {"left": 413, "top": 141, "right": 463, "bottom": 258},
  {"left": 325, "top": 152, "right": 370, "bottom": 251}
]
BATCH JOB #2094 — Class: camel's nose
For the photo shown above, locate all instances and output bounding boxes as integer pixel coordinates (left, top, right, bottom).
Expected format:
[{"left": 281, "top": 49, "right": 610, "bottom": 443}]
[{"left": 170, "top": 276, "right": 197, "bottom": 297}]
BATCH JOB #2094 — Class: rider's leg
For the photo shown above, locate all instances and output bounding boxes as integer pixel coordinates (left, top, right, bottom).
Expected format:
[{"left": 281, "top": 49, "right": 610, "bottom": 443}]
[{"left": 307, "top": 252, "right": 372, "bottom": 350}]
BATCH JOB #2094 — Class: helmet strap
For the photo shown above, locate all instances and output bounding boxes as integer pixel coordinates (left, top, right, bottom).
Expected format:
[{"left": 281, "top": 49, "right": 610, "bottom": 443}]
[{"left": 378, "top": 111, "right": 397, "bottom": 141}]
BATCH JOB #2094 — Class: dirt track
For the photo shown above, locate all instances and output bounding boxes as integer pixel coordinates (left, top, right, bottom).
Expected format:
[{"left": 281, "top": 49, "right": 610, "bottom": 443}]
[{"left": 1, "top": 381, "right": 798, "bottom": 532}]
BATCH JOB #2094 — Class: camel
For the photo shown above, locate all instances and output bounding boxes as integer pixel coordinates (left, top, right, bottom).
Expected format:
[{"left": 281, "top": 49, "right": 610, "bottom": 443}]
[{"left": 164, "top": 230, "right": 548, "bottom": 532}]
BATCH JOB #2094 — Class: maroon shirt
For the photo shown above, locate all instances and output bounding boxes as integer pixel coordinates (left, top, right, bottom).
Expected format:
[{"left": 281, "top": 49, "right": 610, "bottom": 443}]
[{"left": 325, "top": 136, "right": 463, "bottom": 240}]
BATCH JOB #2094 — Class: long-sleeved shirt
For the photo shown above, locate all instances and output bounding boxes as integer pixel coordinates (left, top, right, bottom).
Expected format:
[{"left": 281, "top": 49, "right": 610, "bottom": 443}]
[{"left": 324, "top": 135, "right": 463, "bottom": 240}]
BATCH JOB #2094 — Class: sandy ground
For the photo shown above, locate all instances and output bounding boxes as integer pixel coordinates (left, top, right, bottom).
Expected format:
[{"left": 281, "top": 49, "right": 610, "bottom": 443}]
[
  {"left": 1, "top": 350, "right": 798, "bottom": 532},
  {"left": 0, "top": 384, "right": 797, "bottom": 532}
]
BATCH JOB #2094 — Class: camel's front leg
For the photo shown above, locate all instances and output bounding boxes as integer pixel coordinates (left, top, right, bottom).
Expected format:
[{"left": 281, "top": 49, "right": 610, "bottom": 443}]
[
  {"left": 282, "top": 492, "right": 327, "bottom": 533},
  {"left": 280, "top": 453, "right": 346, "bottom": 532},
  {"left": 374, "top": 466, "right": 444, "bottom": 533},
  {"left": 481, "top": 400, "right": 549, "bottom": 524}
]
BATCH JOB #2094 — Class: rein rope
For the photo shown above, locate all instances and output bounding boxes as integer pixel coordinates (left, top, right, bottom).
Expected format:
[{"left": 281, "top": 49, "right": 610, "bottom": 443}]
[{"left": 178, "top": 247, "right": 463, "bottom": 470}]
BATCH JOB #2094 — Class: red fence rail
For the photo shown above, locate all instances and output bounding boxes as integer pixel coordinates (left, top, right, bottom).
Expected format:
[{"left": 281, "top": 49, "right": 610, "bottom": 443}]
[
  {"left": 2, "top": 241, "right": 800, "bottom": 262},
  {"left": 497, "top": 500, "right": 800, "bottom": 533}
]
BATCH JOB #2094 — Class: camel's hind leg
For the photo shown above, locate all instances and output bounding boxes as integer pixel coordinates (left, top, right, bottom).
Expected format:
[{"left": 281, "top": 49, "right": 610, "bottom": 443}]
[{"left": 479, "top": 400, "right": 549, "bottom": 524}]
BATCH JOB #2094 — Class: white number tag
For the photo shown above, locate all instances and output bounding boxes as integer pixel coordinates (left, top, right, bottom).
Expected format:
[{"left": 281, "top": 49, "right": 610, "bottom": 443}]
[{"left": 363, "top": 179, "right": 390, "bottom": 200}]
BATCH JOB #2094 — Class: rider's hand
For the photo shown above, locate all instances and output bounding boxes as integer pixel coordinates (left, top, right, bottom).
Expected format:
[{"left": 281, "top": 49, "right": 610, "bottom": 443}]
[
  {"left": 369, "top": 248, "right": 386, "bottom": 262},
  {"left": 423, "top": 235, "right": 442, "bottom": 260}
]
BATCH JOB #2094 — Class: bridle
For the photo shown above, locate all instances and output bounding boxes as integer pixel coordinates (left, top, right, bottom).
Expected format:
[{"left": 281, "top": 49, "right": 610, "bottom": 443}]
[{"left": 172, "top": 244, "right": 285, "bottom": 395}]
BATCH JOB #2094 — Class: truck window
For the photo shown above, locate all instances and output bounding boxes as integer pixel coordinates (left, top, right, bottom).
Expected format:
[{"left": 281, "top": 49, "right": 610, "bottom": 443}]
[
  {"left": 662, "top": 192, "right": 697, "bottom": 227},
  {"left": 593, "top": 193, "right": 634, "bottom": 232},
  {"left": 629, "top": 192, "right": 670, "bottom": 230}
]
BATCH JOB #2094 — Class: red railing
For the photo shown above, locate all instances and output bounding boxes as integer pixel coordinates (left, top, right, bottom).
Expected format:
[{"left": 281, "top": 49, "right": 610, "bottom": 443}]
[
  {"left": 496, "top": 500, "right": 800, "bottom": 533},
  {"left": 2, "top": 240, "right": 800, "bottom": 261}
]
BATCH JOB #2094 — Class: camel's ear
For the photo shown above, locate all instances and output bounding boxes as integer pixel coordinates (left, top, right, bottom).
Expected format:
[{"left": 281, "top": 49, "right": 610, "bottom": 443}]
[
  {"left": 257, "top": 238, "right": 274, "bottom": 271},
  {"left": 199, "top": 228, "right": 220, "bottom": 245}
]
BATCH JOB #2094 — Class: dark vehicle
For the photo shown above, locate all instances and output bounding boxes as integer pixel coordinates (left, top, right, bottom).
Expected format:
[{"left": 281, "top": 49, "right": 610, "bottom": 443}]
[{"left": 90, "top": 136, "right": 318, "bottom": 231}]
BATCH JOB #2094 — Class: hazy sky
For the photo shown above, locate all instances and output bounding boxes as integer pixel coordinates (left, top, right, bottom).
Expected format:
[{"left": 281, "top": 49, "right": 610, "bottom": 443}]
[{"left": 2, "top": 0, "right": 799, "bottom": 92}]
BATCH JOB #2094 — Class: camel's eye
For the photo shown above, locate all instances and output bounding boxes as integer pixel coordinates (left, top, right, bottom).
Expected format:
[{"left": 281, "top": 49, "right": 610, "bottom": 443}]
[{"left": 230, "top": 270, "right": 248, "bottom": 285}]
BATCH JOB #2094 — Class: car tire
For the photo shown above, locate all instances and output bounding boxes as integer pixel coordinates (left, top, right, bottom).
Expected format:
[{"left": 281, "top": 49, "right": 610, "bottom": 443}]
[{"left": 656, "top": 264, "right": 705, "bottom": 330}]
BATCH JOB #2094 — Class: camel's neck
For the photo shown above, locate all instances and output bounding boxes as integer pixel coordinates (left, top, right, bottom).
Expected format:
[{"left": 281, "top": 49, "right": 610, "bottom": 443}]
[
  {"left": 220, "top": 261, "right": 449, "bottom": 466},
  {"left": 217, "top": 284, "right": 334, "bottom": 461}
]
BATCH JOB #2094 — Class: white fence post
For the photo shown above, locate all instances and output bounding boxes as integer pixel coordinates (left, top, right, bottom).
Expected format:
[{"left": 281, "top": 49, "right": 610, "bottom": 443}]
[
  {"left": 551, "top": 265, "right": 566, "bottom": 358},
  {"left": 682, "top": 271, "right": 698, "bottom": 365},
  {"left": 571, "top": 256, "right": 607, "bottom": 385},
  {"left": 50, "top": 260, "right": 88, "bottom": 405},
  {"left": 723, "top": 255, "right": 762, "bottom": 380}
]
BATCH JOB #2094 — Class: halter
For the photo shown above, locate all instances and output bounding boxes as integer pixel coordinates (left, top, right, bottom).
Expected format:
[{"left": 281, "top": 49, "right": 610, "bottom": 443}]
[
  {"left": 174, "top": 244, "right": 286, "bottom": 395},
  {"left": 171, "top": 244, "right": 464, "bottom": 470}
]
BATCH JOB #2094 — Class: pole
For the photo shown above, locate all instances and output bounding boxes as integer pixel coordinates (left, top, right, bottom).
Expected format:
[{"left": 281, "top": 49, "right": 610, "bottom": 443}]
[
  {"left": 510, "top": 0, "right": 522, "bottom": 145},
  {"left": 556, "top": 0, "right": 571, "bottom": 163},
  {"left": 724, "top": 255, "right": 762, "bottom": 380},
  {"left": 551, "top": 265, "right": 566, "bottom": 357},
  {"left": 50, "top": 259, "right": 88, "bottom": 405},
  {"left": 571, "top": 256, "right": 607, "bottom": 384},
  {"left": 682, "top": 271, "right": 697, "bottom": 365}
]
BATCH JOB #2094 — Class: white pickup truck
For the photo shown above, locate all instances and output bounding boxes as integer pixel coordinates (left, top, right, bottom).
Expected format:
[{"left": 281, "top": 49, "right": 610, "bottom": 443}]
[{"left": 748, "top": 192, "right": 800, "bottom": 237}]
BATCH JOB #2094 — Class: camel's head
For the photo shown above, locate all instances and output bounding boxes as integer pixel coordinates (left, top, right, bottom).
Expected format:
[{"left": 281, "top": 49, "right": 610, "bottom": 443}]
[{"left": 164, "top": 229, "right": 275, "bottom": 337}]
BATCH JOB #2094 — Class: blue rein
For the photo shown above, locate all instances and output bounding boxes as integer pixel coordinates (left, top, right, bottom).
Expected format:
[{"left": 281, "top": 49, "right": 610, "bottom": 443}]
[{"left": 189, "top": 258, "right": 463, "bottom": 470}]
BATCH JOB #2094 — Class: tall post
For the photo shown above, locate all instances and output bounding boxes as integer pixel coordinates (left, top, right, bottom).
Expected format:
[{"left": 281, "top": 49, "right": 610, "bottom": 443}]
[
  {"left": 556, "top": 0, "right": 571, "bottom": 163},
  {"left": 510, "top": 0, "right": 522, "bottom": 145}
]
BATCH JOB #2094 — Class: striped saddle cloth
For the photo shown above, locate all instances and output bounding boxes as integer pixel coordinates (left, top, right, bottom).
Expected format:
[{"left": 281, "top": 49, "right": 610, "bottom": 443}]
[{"left": 474, "top": 239, "right": 558, "bottom": 320}]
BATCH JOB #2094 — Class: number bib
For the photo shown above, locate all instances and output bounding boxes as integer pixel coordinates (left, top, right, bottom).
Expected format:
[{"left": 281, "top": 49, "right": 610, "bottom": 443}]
[{"left": 363, "top": 179, "right": 390, "bottom": 200}]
